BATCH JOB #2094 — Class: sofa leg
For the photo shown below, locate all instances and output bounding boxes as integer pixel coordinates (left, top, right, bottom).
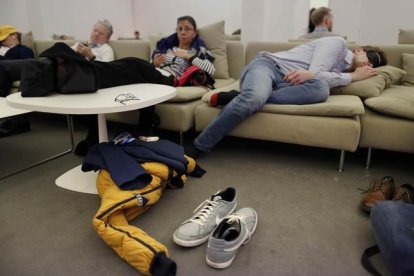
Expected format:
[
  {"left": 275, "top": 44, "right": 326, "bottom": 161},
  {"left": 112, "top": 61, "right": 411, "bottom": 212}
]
[
  {"left": 179, "top": 131, "right": 184, "bottom": 145},
  {"left": 338, "top": 150, "right": 345, "bottom": 172},
  {"left": 366, "top": 148, "right": 372, "bottom": 169}
]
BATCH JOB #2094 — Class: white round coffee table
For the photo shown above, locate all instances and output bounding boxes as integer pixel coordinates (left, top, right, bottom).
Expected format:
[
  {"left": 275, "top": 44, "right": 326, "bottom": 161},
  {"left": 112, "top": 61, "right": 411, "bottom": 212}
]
[
  {"left": 0, "top": 97, "right": 31, "bottom": 117},
  {"left": 7, "top": 83, "right": 176, "bottom": 194},
  {"left": 1, "top": 98, "right": 74, "bottom": 180}
]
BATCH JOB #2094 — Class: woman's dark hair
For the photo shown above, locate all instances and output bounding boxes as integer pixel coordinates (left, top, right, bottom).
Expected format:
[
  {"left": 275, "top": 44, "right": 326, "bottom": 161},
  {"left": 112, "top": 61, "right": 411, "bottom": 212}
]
[
  {"left": 307, "top": 8, "right": 316, "bottom": 33},
  {"left": 177, "top": 15, "right": 197, "bottom": 30},
  {"left": 362, "top": 46, "right": 388, "bottom": 68}
]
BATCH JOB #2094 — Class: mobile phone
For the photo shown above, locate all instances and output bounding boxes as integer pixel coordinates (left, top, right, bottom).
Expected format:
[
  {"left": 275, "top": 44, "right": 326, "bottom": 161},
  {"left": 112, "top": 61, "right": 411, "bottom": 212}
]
[{"left": 139, "top": 136, "right": 159, "bottom": 142}]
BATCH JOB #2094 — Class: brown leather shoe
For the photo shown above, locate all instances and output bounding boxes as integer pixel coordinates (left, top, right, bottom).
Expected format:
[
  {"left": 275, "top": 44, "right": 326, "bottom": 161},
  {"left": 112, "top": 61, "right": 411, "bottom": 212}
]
[
  {"left": 392, "top": 183, "right": 414, "bottom": 204},
  {"left": 360, "top": 176, "right": 395, "bottom": 213}
]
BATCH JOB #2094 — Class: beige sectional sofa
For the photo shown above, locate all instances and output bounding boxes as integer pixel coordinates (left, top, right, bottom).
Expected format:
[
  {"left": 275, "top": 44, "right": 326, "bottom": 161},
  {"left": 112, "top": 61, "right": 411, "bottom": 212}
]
[
  {"left": 195, "top": 42, "right": 414, "bottom": 171},
  {"left": 16, "top": 31, "right": 414, "bottom": 171},
  {"left": 17, "top": 21, "right": 244, "bottom": 144}
]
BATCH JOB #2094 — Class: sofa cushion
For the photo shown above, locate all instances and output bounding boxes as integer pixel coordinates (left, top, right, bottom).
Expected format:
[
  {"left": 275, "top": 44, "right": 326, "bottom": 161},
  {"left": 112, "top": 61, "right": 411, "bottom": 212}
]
[
  {"left": 398, "top": 29, "right": 414, "bottom": 44},
  {"left": 330, "top": 65, "right": 406, "bottom": 98},
  {"left": 377, "top": 65, "right": 406, "bottom": 84},
  {"left": 203, "top": 89, "right": 363, "bottom": 117},
  {"left": 198, "top": 21, "right": 229, "bottom": 79},
  {"left": 364, "top": 85, "right": 414, "bottom": 120},
  {"left": 167, "top": 86, "right": 209, "bottom": 103},
  {"left": 402, "top": 53, "right": 414, "bottom": 86},
  {"left": 263, "top": 95, "right": 364, "bottom": 116},
  {"left": 168, "top": 78, "right": 236, "bottom": 103},
  {"left": 330, "top": 74, "right": 388, "bottom": 99},
  {"left": 21, "top": 31, "right": 35, "bottom": 53}
]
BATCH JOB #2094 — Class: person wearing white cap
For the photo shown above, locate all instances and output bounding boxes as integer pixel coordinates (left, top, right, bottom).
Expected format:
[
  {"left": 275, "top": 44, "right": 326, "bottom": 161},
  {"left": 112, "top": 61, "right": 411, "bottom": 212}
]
[{"left": 0, "top": 25, "right": 34, "bottom": 137}]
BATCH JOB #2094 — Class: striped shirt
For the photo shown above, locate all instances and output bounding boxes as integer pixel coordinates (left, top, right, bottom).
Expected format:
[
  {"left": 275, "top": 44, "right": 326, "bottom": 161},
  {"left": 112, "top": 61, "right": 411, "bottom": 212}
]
[
  {"left": 160, "top": 46, "right": 215, "bottom": 78},
  {"left": 262, "top": 37, "right": 353, "bottom": 88}
]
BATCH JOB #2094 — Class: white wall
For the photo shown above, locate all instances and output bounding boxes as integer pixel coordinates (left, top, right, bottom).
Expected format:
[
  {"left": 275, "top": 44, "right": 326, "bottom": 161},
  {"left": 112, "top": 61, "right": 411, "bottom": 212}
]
[
  {"left": 0, "top": 0, "right": 413, "bottom": 44},
  {"left": 241, "top": 0, "right": 309, "bottom": 43},
  {"left": 0, "top": 0, "right": 135, "bottom": 40},
  {"left": 331, "top": 0, "right": 414, "bottom": 44},
  {"left": 132, "top": 0, "right": 242, "bottom": 39}
]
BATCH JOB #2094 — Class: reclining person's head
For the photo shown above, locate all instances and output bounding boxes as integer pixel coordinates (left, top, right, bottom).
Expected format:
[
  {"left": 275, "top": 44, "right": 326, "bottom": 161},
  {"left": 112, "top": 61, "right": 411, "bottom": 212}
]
[
  {"left": 0, "top": 25, "right": 21, "bottom": 48},
  {"left": 353, "top": 46, "right": 387, "bottom": 69}
]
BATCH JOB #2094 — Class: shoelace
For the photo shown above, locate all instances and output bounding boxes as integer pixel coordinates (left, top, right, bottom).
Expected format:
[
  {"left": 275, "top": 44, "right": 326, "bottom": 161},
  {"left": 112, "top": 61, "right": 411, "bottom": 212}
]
[
  {"left": 225, "top": 214, "right": 252, "bottom": 243},
  {"left": 394, "top": 185, "right": 414, "bottom": 203},
  {"left": 189, "top": 200, "right": 220, "bottom": 226},
  {"left": 358, "top": 178, "right": 387, "bottom": 194},
  {"left": 226, "top": 213, "right": 248, "bottom": 225}
]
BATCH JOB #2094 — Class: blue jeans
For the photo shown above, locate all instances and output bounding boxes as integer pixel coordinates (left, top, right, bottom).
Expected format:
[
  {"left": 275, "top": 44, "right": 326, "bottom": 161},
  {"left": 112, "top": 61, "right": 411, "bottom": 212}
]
[
  {"left": 194, "top": 56, "right": 329, "bottom": 151},
  {"left": 371, "top": 201, "right": 414, "bottom": 276}
]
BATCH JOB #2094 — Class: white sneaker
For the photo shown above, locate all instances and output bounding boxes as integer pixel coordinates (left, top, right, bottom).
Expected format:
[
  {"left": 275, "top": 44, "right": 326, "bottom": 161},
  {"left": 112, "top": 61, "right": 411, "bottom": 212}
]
[
  {"left": 173, "top": 187, "right": 237, "bottom": 247},
  {"left": 206, "top": 207, "right": 258, "bottom": 269}
]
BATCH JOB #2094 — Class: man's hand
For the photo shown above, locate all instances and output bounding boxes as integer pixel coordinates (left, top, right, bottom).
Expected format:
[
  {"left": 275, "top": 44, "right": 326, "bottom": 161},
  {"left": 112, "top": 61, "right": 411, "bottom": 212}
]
[
  {"left": 152, "top": 53, "right": 165, "bottom": 67},
  {"left": 351, "top": 66, "right": 378, "bottom": 82},
  {"left": 76, "top": 43, "right": 94, "bottom": 59},
  {"left": 283, "top": 69, "right": 315, "bottom": 85},
  {"left": 174, "top": 50, "right": 193, "bottom": 60}
]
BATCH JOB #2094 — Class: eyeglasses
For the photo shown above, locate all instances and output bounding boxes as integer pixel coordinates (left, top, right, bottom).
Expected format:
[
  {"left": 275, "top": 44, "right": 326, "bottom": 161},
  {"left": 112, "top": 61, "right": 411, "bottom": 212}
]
[
  {"left": 176, "top": 27, "right": 194, "bottom": 32},
  {"left": 114, "top": 93, "right": 140, "bottom": 105}
]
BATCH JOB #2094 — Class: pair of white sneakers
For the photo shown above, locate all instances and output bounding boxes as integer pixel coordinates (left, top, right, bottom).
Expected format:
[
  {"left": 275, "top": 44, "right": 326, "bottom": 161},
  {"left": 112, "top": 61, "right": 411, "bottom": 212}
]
[{"left": 173, "top": 187, "right": 258, "bottom": 269}]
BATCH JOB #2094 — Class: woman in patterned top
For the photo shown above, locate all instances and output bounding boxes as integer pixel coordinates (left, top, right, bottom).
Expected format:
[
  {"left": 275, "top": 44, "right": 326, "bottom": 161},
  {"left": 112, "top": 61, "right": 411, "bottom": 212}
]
[{"left": 152, "top": 15, "right": 215, "bottom": 79}]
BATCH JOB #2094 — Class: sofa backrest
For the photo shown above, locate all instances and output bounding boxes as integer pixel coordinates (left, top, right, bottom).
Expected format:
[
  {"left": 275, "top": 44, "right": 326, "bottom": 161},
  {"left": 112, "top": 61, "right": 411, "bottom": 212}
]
[
  {"left": 226, "top": 40, "right": 244, "bottom": 79},
  {"left": 32, "top": 39, "right": 243, "bottom": 80},
  {"left": 398, "top": 29, "right": 414, "bottom": 44},
  {"left": 108, "top": 40, "right": 150, "bottom": 60},
  {"left": 245, "top": 41, "right": 414, "bottom": 69},
  {"left": 115, "top": 38, "right": 244, "bottom": 80},
  {"left": 33, "top": 40, "right": 75, "bottom": 57},
  {"left": 245, "top": 41, "right": 302, "bottom": 64},
  {"left": 347, "top": 44, "right": 414, "bottom": 68}
]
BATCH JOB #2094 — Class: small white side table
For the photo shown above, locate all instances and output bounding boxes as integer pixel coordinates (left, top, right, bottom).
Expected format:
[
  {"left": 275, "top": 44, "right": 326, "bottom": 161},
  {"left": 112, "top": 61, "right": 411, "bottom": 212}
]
[{"left": 7, "top": 83, "right": 176, "bottom": 193}]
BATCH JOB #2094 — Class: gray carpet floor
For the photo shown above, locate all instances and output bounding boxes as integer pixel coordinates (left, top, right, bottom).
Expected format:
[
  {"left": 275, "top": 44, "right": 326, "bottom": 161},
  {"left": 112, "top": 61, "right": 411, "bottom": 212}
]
[{"left": 1, "top": 113, "right": 412, "bottom": 276}]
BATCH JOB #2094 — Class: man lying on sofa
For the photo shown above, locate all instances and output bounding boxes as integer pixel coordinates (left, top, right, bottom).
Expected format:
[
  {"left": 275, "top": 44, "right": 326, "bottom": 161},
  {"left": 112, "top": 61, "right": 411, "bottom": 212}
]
[{"left": 188, "top": 37, "right": 387, "bottom": 158}]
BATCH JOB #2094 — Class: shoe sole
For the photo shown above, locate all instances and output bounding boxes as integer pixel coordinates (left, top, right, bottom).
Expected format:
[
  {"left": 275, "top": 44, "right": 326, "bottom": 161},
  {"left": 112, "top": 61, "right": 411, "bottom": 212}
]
[
  {"left": 206, "top": 209, "right": 258, "bottom": 269},
  {"left": 173, "top": 203, "right": 237, "bottom": 247},
  {"left": 172, "top": 233, "right": 210, "bottom": 247},
  {"left": 359, "top": 203, "right": 372, "bottom": 213},
  {"left": 206, "top": 255, "right": 236, "bottom": 269}
]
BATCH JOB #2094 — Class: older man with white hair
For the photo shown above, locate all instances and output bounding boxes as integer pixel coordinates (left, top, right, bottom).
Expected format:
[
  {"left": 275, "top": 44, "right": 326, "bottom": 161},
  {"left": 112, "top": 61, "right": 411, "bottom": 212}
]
[{"left": 72, "top": 19, "right": 114, "bottom": 62}]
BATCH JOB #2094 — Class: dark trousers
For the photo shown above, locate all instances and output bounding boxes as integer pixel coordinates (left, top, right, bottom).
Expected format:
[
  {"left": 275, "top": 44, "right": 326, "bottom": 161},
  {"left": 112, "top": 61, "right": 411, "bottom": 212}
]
[{"left": 371, "top": 201, "right": 414, "bottom": 276}]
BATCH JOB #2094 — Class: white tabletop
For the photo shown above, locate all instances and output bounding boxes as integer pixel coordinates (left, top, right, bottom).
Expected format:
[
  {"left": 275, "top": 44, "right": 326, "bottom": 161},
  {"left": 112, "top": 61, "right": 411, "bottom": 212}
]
[
  {"left": 0, "top": 97, "right": 31, "bottom": 119},
  {"left": 5, "top": 83, "right": 176, "bottom": 194},
  {"left": 6, "top": 83, "right": 176, "bottom": 115}
]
